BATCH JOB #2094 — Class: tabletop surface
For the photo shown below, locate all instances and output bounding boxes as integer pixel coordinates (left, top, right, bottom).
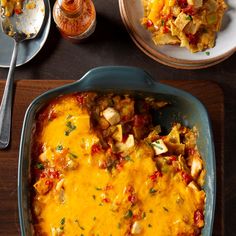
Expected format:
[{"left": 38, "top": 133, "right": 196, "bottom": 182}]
[{"left": 0, "top": 0, "right": 235, "bottom": 235}]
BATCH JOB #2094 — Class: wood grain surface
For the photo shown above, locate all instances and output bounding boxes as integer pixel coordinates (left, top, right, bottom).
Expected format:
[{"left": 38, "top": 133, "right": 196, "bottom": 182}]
[{"left": 0, "top": 80, "right": 224, "bottom": 235}]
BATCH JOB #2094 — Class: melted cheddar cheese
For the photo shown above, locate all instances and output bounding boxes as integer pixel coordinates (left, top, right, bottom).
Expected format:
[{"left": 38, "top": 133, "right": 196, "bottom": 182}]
[{"left": 32, "top": 93, "right": 206, "bottom": 236}]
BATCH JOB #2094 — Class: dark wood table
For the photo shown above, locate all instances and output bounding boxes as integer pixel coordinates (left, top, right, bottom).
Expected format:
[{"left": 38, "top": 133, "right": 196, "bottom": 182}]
[{"left": 0, "top": 0, "right": 235, "bottom": 235}]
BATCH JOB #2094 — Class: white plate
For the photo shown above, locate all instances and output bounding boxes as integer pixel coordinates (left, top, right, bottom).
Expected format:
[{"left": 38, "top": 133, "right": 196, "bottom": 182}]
[
  {"left": 119, "top": 0, "right": 236, "bottom": 65},
  {"left": 0, "top": 0, "right": 51, "bottom": 68}
]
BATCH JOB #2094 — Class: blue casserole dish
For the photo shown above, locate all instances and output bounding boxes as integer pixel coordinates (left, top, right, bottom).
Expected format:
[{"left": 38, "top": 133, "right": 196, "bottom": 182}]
[{"left": 18, "top": 66, "right": 215, "bottom": 236}]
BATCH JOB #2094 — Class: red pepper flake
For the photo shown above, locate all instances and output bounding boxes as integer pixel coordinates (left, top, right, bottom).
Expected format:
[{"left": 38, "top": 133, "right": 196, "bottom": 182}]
[
  {"left": 146, "top": 19, "right": 153, "bottom": 28},
  {"left": 102, "top": 198, "right": 111, "bottom": 203},
  {"left": 48, "top": 110, "right": 57, "bottom": 121},
  {"left": 40, "top": 173, "right": 46, "bottom": 178},
  {"left": 187, "top": 148, "right": 195, "bottom": 155},
  {"left": 194, "top": 209, "right": 204, "bottom": 228},
  {"left": 150, "top": 170, "right": 163, "bottom": 181},
  {"left": 91, "top": 143, "right": 101, "bottom": 155},
  {"left": 181, "top": 171, "right": 192, "bottom": 184},
  {"left": 104, "top": 184, "right": 113, "bottom": 191},
  {"left": 167, "top": 156, "right": 177, "bottom": 165}
]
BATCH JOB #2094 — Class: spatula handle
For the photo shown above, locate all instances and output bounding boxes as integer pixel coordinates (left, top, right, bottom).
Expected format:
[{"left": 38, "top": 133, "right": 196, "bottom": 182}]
[{"left": 0, "top": 41, "right": 19, "bottom": 149}]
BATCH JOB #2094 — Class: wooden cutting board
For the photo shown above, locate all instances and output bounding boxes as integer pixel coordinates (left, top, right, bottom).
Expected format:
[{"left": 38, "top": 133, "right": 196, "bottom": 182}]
[{"left": 0, "top": 80, "right": 224, "bottom": 235}]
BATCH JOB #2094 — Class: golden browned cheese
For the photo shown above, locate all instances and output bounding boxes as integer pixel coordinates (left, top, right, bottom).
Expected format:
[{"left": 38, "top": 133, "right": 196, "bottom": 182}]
[{"left": 32, "top": 93, "right": 205, "bottom": 236}]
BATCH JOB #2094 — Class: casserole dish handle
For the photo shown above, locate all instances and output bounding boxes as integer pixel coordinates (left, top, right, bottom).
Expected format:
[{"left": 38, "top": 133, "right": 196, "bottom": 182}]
[{"left": 78, "top": 66, "right": 156, "bottom": 90}]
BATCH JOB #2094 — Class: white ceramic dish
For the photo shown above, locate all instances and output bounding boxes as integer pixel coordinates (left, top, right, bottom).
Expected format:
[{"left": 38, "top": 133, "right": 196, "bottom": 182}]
[
  {"left": 0, "top": 0, "right": 51, "bottom": 68},
  {"left": 119, "top": 0, "right": 236, "bottom": 66}
]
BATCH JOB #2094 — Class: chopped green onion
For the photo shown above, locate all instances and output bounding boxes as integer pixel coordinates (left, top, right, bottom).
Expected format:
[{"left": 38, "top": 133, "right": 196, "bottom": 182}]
[
  {"left": 56, "top": 145, "right": 63, "bottom": 151},
  {"left": 60, "top": 217, "right": 65, "bottom": 225},
  {"left": 68, "top": 152, "right": 78, "bottom": 159},
  {"left": 149, "top": 188, "right": 157, "bottom": 194},
  {"left": 124, "top": 209, "right": 133, "bottom": 219},
  {"left": 35, "top": 163, "right": 44, "bottom": 170}
]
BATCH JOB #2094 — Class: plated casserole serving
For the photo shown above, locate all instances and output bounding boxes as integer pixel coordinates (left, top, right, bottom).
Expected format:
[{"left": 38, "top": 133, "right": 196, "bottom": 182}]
[
  {"left": 31, "top": 92, "right": 206, "bottom": 236},
  {"left": 141, "top": 0, "right": 227, "bottom": 52}
]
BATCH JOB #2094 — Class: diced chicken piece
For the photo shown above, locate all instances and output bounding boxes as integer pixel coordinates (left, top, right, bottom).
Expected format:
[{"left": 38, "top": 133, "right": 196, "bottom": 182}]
[
  {"left": 116, "top": 134, "right": 135, "bottom": 153},
  {"left": 112, "top": 124, "right": 123, "bottom": 142},
  {"left": 103, "top": 107, "right": 120, "bottom": 126},
  {"left": 188, "top": 181, "right": 199, "bottom": 191},
  {"left": 174, "top": 12, "right": 192, "bottom": 31},
  {"left": 152, "top": 139, "right": 168, "bottom": 155},
  {"left": 187, "top": 0, "right": 203, "bottom": 8},
  {"left": 131, "top": 221, "right": 142, "bottom": 234},
  {"left": 191, "top": 155, "right": 203, "bottom": 179}
]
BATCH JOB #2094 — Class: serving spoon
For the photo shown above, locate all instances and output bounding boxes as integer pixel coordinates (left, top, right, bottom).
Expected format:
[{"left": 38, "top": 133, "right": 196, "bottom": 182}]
[{"left": 0, "top": 0, "right": 45, "bottom": 149}]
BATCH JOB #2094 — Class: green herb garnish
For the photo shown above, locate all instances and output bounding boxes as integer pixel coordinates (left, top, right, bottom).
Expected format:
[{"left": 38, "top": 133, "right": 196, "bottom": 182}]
[
  {"left": 35, "top": 163, "right": 44, "bottom": 170},
  {"left": 125, "top": 156, "right": 134, "bottom": 162},
  {"left": 205, "top": 51, "right": 210, "bottom": 56},
  {"left": 124, "top": 209, "right": 133, "bottom": 219},
  {"left": 68, "top": 152, "right": 78, "bottom": 158},
  {"left": 60, "top": 217, "right": 65, "bottom": 225},
  {"left": 149, "top": 188, "right": 157, "bottom": 194},
  {"left": 186, "top": 15, "right": 192, "bottom": 21},
  {"left": 65, "top": 121, "right": 76, "bottom": 136},
  {"left": 56, "top": 145, "right": 63, "bottom": 151}
]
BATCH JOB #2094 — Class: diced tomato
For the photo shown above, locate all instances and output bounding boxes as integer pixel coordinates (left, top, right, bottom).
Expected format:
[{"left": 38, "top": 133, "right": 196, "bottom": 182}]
[
  {"left": 45, "top": 179, "right": 53, "bottom": 190},
  {"left": 134, "top": 115, "right": 150, "bottom": 127},
  {"left": 187, "top": 148, "right": 195, "bottom": 155},
  {"left": 40, "top": 173, "right": 46, "bottom": 178},
  {"left": 128, "top": 194, "right": 137, "bottom": 205},
  {"left": 194, "top": 209, "right": 204, "bottom": 228},
  {"left": 163, "top": 26, "right": 169, "bottom": 33},
  {"left": 181, "top": 171, "right": 192, "bottom": 184},
  {"left": 14, "top": 8, "right": 22, "bottom": 14},
  {"left": 177, "top": 0, "right": 188, "bottom": 8},
  {"left": 150, "top": 170, "right": 163, "bottom": 181},
  {"left": 91, "top": 143, "right": 101, "bottom": 155},
  {"left": 167, "top": 156, "right": 177, "bottom": 165},
  {"left": 49, "top": 170, "right": 60, "bottom": 179},
  {"left": 183, "top": 5, "right": 196, "bottom": 15},
  {"left": 116, "top": 163, "right": 123, "bottom": 171},
  {"left": 146, "top": 19, "right": 153, "bottom": 28},
  {"left": 76, "top": 93, "right": 86, "bottom": 105},
  {"left": 186, "top": 33, "right": 199, "bottom": 45}
]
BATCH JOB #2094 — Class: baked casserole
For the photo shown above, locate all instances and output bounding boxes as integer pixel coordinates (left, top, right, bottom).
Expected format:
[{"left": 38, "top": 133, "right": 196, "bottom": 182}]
[{"left": 31, "top": 92, "right": 206, "bottom": 236}]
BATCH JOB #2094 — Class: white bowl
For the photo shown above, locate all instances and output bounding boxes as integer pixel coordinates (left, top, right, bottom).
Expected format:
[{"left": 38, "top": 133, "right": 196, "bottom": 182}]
[{"left": 119, "top": 0, "right": 236, "bottom": 67}]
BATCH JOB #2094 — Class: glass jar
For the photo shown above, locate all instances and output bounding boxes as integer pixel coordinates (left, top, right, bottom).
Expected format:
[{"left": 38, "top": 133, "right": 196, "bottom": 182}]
[{"left": 53, "top": 0, "right": 96, "bottom": 43}]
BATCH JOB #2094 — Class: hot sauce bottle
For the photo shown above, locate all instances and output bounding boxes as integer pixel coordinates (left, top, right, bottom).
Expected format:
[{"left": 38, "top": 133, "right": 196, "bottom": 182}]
[{"left": 53, "top": 0, "right": 96, "bottom": 43}]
